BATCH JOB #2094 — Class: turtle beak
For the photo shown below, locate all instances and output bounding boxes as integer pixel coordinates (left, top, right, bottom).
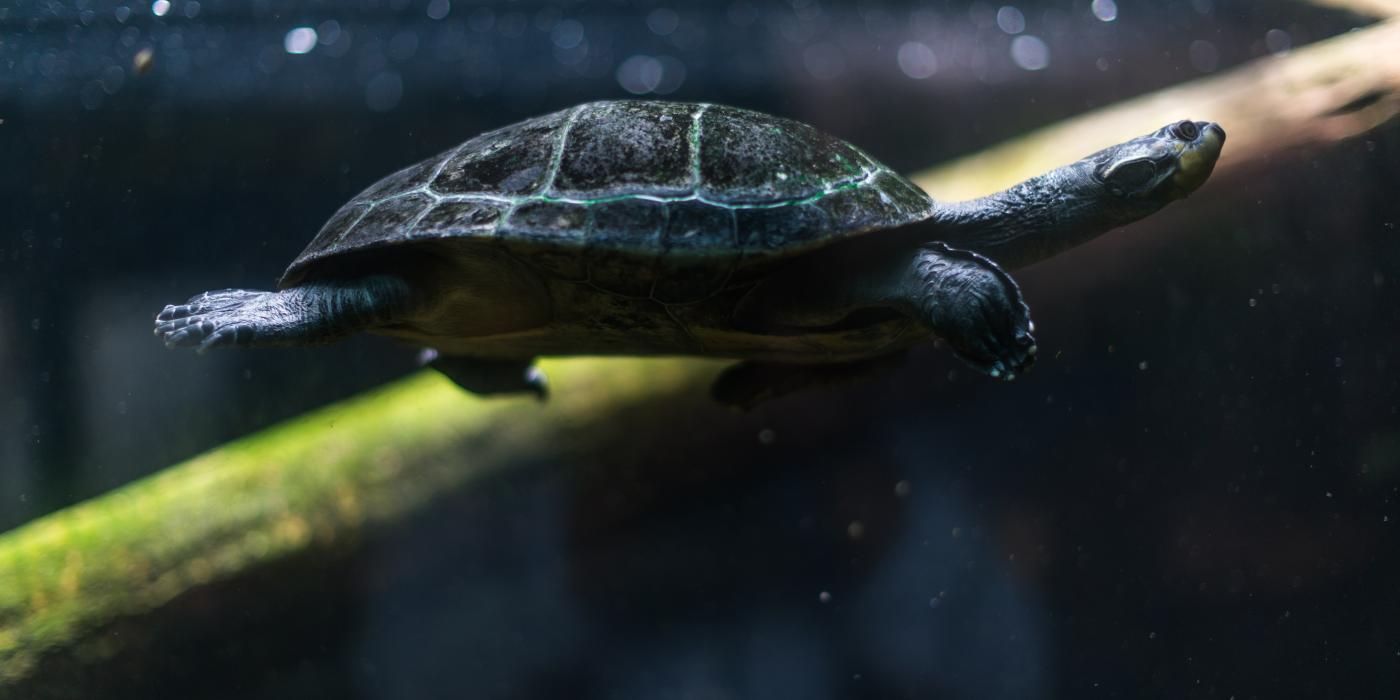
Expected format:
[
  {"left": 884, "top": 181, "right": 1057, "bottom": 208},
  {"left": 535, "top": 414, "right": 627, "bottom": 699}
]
[{"left": 1172, "top": 121, "right": 1225, "bottom": 196}]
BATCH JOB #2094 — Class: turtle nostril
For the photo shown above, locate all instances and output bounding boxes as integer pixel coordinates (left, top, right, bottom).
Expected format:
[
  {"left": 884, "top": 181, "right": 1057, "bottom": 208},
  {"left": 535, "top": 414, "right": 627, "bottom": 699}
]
[{"left": 1170, "top": 120, "right": 1200, "bottom": 141}]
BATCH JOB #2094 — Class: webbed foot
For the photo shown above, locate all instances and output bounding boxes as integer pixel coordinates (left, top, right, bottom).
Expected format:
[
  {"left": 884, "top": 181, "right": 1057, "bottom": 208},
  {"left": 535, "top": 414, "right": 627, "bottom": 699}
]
[
  {"left": 155, "top": 289, "right": 287, "bottom": 352},
  {"left": 156, "top": 276, "right": 413, "bottom": 351},
  {"left": 917, "top": 243, "right": 1037, "bottom": 381}
]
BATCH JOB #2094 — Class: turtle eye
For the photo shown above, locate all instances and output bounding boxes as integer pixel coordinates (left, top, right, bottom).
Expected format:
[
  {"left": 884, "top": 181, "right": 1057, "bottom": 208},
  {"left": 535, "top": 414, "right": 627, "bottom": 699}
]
[
  {"left": 1169, "top": 120, "right": 1200, "bottom": 141},
  {"left": 1102, "top": 158, "right": 1157, "bottom": 194}
]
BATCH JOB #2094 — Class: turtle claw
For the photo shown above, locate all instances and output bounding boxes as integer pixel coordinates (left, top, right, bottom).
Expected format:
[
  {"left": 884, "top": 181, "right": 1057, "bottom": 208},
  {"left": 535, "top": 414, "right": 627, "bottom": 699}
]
[
  {"left": 913, "top": 244, "right": 1038, "bottom": 383},
  {"left": 155, "top": 289, "right": 274, "bottom": 350}
]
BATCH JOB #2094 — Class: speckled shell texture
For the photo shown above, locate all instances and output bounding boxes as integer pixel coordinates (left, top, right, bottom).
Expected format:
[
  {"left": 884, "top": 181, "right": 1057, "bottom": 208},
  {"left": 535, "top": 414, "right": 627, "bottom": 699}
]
[{"left": 281, "top": 100, "right": 936, "bottom": 299}]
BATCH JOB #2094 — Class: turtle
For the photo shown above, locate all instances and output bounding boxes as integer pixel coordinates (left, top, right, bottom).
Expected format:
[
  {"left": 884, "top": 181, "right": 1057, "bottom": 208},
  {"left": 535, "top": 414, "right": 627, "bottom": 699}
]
[{"left": 155, "top": 100, "right": 1224, "bottom": 408}]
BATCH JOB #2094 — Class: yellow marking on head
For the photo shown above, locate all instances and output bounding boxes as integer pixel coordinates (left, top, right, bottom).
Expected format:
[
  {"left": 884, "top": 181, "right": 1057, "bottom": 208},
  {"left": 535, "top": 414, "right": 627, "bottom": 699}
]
[{"left": 1173, "top": 130, "right": 1223, "bottom": 193}]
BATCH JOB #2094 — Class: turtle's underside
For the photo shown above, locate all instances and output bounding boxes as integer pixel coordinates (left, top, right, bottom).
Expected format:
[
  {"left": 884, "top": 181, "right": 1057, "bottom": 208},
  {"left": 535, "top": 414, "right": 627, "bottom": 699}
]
[{"left": 157, "top": 100, "right": 1224, "bottom": 408}]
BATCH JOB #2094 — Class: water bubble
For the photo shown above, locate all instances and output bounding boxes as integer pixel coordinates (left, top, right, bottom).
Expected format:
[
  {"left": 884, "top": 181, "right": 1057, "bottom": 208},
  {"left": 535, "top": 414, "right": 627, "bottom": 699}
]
[
  {"left": 847, "top": 521, "right": 865, "bottom": 540},
  {"left": 467, "top": 7, "right": 495, "bottom": 32},
  {"left": 317, "top": 20, "right": 342, "bottom": 46},
  {"left": 1248, "top": 298, "right": 1257, "bottom": 307},
  {"left": 115, "top": 5, "right": 131, "bottom": 22},
  {"left": 757, "top": 428, "right": 776, "bottom": 445},
  {"left": 133, "top": 46, "right": 155, "bottom": 75},
  {"left": 151, "top": 0, "right": 170, "bottom": 17},
  {"left": 803, "top": 42, "right": 846, "bottom": 80},
  {"left": 1090, "top": 0, "right": 1117, "bottom": 22},
  {"left": 647, "top": 8, "right": 680, "bottom": 36},
  {"left": 894, "top": 480, "right": 912, "bottom": 498},
  {"left": 1188, "top": 39, "right": 1219, "bottom": 72},
  {"left": 426, "top": 0, "right": 450, "bottom": 21},
  {"left": 1138, "top": 361, "right": 1149, "bottom": 370},
  {"left": 1265, "top": 28, "right": 1292, "bottom": 54},
  {"left": 996, "top": 6, "right": 1026, "bottom": 35},
  {"left": 183, "top": 1, "right": 200, "bottom": 18},
  {"left": 928, "top": 596, "right": 941, "bottom": 608},
  {"left": 551, "top": 19, "right": 584, "bottom": 49},
  {"left": 80, "top": 81, "right": 104, "bottom": 110},
  {"left": 819, "top": 591, "right": 832, "bottom": 603},
  {"left": 617, "top": 54, "right": 663, "bottom": 94},
  {"left": 554, "top": 37, "right": 590, "bottom": 66},
  {"left": 652, "top": 55, "right": 687, "bottom": 95},
  {"left": 366, "top": 72, "right": 403, "bottom": 112},
  {"left": 533, "top": 6, "right": 562, "bottom": 32},
  {"left": 897, "top": 41, "right": 939, "bottom": 79},
  {"left": 1010, "top": 35, "right": 1050, "bottom": 71},
  {"left": 100, "top": 65, "right": 126, "bottom": 94},
  {"left": 498, "top": 11, "right": 527, "bottom": 37},
  {"left": 284, "top": 27, "right": 318, "bottom": 55}
]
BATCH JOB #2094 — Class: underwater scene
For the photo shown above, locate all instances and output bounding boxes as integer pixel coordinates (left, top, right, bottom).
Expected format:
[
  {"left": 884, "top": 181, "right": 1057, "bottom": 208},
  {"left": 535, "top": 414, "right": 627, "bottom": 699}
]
[{"left": 3, "top": 0, "right": 1400, "bottom": 697}]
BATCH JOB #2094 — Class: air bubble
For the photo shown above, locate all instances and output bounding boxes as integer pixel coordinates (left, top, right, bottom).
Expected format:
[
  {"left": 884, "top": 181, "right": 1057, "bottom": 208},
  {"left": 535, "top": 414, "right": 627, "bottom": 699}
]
[
  {"left": 1189, "top": 39, "right": 1219, "bottom": 73},
  {"left": 1091, "top": 0, "right": 1117, "bottom": 22},
  {"left": 284, "top": 27, "right": 318, "bottom": 55},
  {"left": 647, "top": 8, "right": 680, "bottom": 36},
  {"left": 897, "top": 41, "right": 938, "bottom": 79},
  {"left": 1010, "top": 35, "right": 1050, "bottom": 71},
  {"left": 1265, "top": 28, "right": 1292, "bottom": 54},
  {"left": 366, "top": 72, "right": 403, "bottom": 112},
  {"left": 996, "top": 6, "right": 1025, "bottom": 34}
]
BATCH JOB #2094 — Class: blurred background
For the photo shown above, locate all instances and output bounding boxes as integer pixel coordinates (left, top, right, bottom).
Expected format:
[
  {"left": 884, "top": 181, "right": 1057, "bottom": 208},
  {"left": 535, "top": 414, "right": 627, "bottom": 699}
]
[{"left": 3, "top": 0, "right": 1400, "bottom": 697}]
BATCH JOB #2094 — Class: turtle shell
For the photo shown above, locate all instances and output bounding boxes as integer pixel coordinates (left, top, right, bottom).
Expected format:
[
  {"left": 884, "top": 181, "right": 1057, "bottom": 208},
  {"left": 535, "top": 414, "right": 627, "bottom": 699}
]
[{"left": 280, "top": 100, "right": 936, "bottom": 301}]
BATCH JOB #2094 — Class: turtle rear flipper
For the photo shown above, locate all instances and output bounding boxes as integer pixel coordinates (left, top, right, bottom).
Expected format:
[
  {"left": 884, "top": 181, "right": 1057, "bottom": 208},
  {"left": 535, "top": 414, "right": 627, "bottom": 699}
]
[
  {"left": 155, "top": 276, "right": 412, "bottom": 352},
  {"left": 421, "top": 350, "right": 548, "bottom": 399}
]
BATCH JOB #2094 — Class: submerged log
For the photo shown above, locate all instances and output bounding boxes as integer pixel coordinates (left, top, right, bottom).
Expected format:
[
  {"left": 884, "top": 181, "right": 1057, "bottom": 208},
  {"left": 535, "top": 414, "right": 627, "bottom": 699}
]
[{"left": 2, "top": 15, "right": 1399, "bottom": 688}]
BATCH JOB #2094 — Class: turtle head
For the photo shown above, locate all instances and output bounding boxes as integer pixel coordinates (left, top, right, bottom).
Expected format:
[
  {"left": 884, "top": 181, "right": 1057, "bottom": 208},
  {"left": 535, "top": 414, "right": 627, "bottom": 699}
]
[
  {"left": 933, "top": 120, "right": 1225, "bottom": 270},
  {"left": 1088, "top": 120, "right": 1226, "bottom": 211}
]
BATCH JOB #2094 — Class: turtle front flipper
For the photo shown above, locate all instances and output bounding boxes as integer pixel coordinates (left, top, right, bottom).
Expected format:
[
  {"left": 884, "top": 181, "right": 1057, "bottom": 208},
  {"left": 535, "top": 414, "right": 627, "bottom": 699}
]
[
  {"left": 155, "top": 275, "right": 413, "bottom": 351},
  {"left": 912, "top": 243, "right": 1036, "bottom": 380}
]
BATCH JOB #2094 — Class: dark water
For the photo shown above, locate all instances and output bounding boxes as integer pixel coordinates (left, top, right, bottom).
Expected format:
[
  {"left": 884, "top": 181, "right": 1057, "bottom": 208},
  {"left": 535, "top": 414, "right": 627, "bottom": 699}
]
[{"left": 4, "top": 1, "right": 1399, "bottom": 697}]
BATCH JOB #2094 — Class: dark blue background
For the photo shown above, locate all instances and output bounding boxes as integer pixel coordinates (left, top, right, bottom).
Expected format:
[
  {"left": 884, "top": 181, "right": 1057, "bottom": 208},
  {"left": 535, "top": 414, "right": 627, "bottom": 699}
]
[{"left": 4, "top": 1, "right": 1398, "bottom": 697}]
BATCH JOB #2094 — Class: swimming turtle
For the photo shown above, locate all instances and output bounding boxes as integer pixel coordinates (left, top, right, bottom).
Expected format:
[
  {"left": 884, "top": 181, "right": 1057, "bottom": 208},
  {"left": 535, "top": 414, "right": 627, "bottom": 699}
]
[{"left": 155, "top": 100, "right": 1224, "bottom": 408}]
